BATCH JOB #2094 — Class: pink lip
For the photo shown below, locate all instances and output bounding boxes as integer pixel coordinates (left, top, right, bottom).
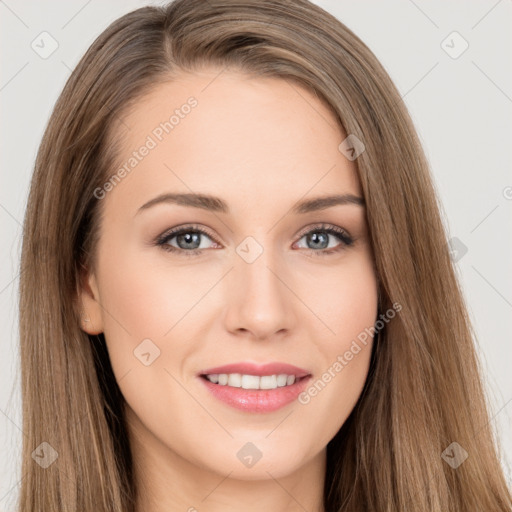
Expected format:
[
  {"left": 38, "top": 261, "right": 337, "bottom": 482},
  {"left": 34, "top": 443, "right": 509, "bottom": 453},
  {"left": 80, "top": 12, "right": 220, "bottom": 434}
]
[
  {"left": 197, "top": 361, "right": 312, "bottom": 413},
  {"left": 198, "top": 361, "right": 311, "bottom": 378},
  {"left": 198, "top": 374, "right": 312, "bottom": 413}
]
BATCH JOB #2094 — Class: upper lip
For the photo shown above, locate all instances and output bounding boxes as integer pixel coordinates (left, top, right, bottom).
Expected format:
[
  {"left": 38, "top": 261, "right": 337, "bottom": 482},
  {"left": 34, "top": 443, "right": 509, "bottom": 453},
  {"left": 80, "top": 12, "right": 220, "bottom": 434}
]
[{"left": 199, "top": 362, "right": 311, "bottom": 378}]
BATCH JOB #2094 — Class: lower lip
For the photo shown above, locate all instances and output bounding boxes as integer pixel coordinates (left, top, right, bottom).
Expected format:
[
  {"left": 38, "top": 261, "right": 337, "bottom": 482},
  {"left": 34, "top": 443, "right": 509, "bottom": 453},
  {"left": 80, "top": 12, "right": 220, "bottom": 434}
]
[{"left": 198, "top": 375, "right": 312, "bottom": 413}]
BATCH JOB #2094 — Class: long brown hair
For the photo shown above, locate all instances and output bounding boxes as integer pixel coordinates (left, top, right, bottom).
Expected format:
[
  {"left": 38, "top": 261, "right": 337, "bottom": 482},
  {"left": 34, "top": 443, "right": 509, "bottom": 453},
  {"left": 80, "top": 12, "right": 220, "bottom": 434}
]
[{"left": 18, "top": 0, "right": 512, "bottom": 510}]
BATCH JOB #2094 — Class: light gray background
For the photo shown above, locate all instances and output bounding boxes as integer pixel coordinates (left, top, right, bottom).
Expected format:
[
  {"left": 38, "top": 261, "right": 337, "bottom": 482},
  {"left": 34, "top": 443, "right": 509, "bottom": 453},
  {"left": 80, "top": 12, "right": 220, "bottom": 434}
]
[{"left": 1, "top": 0, "right": 511, "bottom": 508}]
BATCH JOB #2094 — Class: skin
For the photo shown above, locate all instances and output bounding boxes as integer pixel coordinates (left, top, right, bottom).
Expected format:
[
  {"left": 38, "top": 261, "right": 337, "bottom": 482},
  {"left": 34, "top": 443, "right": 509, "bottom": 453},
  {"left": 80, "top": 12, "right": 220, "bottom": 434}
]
[{"left": 80, "top": 67, "right": 378, "bottom": 512}]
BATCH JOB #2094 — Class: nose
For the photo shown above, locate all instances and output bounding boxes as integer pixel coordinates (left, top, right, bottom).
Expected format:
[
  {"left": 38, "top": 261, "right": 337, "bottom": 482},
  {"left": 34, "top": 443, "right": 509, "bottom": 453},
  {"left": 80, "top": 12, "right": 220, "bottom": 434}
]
[{"left": 223, "top": 245, "right": 298, "bottom": 340}]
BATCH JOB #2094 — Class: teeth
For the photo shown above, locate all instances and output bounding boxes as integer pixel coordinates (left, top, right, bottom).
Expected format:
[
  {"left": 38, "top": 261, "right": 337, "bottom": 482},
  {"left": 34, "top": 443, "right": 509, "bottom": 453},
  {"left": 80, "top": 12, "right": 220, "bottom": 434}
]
[
  {"left": 205, "top": 373, "right": 298, "bottom": 390},
  {"left": 228, "top": 373, "right": 242, "bottom": 387},
  {"left": 276, "top": 374, "right": 288, "bottom": 387},
  {"left": 242, "top": 374, "right": 260, "bottom": 389},
  {"left": 259, "top": 375, "right": 277, "bottom": 389}
]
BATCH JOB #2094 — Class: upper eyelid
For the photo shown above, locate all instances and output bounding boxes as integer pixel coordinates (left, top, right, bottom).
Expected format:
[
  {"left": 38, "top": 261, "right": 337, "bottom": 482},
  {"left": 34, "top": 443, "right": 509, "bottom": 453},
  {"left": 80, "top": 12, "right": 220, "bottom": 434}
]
[
  {"left": 295, "top": 223, "right": 350, "bottom": 238},
  {"left": 158, "top": 224, "right": 218, "bottom": 244}
]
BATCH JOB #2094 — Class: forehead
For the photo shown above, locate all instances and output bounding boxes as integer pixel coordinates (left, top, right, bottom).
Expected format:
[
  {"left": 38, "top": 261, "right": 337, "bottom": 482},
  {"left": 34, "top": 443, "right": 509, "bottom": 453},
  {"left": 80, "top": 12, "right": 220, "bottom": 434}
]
[{"left": 107, "top": 68, "right": 362, "bottom": 211}]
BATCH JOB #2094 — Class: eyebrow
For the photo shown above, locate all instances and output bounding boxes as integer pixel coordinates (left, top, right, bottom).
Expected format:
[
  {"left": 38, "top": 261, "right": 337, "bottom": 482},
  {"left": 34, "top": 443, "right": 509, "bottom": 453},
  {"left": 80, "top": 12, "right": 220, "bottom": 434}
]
[{"left": 136, "top": 192, "right": 365, "bottom": 215}]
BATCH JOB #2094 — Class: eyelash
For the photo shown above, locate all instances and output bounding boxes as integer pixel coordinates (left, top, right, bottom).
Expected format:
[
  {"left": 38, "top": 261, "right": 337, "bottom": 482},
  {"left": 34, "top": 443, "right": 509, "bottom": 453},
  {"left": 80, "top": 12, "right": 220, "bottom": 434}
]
[{"left": 154, "top": 223, "right": 355, "bottom": 258}]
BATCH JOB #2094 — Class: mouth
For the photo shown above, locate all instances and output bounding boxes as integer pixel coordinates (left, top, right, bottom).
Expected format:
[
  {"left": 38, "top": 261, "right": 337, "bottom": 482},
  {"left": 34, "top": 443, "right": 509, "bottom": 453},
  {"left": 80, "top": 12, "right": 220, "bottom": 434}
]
[
  {"left": 197, "top": 361, "right": 311, "bottom": 390},
  {"left": 199, "top": 372, "right": 310, "bottom": 390},
  {"left": 196, "top": 362, "right": 313, "bottom": 413}
]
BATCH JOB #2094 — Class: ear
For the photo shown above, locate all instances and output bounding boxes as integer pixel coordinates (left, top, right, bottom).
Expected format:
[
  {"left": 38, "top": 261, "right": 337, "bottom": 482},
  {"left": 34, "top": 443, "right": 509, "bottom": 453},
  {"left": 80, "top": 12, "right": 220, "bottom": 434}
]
[{"left": 78, "top": 264, "right": 104, "bottom": 335}]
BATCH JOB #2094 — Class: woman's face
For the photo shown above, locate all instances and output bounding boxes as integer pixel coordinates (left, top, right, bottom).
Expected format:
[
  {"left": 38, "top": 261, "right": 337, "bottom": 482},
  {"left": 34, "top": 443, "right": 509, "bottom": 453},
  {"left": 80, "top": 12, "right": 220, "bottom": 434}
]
[{"left": 80, "top": 68, "right": 378, "bottom": 483}]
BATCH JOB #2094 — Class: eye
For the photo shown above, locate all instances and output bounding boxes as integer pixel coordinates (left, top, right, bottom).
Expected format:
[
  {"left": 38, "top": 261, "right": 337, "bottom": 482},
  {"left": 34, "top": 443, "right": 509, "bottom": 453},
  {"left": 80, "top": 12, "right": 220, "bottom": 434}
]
[
  {"left": 154, "top": 222, "right": 354, "bottom": 257},
  {"left": 155, "top": 224, "right": 220, "bottom": 256},
  {"left": 294, "top": 223, "right": 354, "bottom": 256}
]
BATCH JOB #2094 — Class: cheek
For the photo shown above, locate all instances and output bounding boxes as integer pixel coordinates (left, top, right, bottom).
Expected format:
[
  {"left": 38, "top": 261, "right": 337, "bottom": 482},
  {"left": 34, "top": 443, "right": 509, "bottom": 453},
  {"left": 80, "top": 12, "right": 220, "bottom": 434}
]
[
  {"left": 293, "top": 252, "right": 378, "bottom": 438},
  {"left": 96, "top": 242, "right": 205, "bottom": 338},
  {"left": 327, "top": 254, "right": 378, "bottom": 375},
  {"left": 93, "top": 241, "right": 229, "bottom": 396},
  {"left": 301, "top": 249, "right": 378, "bottom": 343},
  {"left": 92, "top": 241, "right": 189, "bottom": 381}
]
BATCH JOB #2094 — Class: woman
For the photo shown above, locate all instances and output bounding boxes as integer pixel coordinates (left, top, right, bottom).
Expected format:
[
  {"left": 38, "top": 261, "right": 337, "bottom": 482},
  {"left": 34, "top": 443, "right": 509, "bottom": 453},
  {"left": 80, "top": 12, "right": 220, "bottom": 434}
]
[{"left": 18, "top": 0, "right": 512, "bottom": 510}]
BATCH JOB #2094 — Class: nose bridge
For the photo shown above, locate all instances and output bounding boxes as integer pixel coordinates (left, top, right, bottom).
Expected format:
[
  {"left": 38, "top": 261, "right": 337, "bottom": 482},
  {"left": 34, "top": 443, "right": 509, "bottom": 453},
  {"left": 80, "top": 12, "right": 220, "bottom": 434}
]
[{"left": 224, "top": 234, "right": 295, "bottom": 338}]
